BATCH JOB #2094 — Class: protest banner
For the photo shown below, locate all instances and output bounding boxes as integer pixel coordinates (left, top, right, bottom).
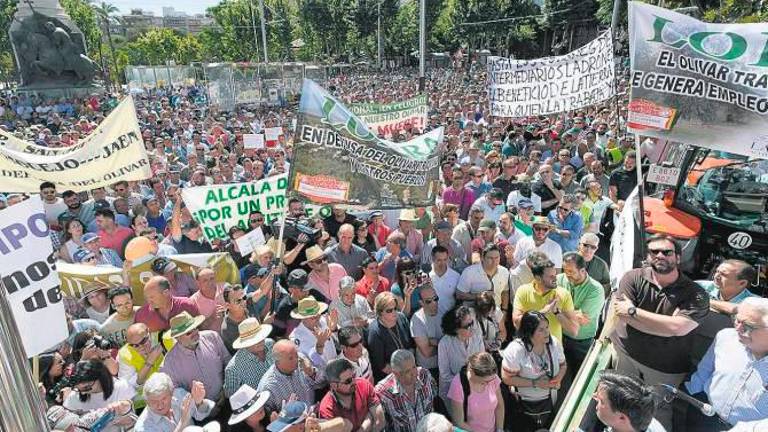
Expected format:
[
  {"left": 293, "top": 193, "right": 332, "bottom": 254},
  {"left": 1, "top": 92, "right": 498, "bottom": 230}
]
[
  {"left": 181, "top": 174, "right": 332, "bottom": 241},
  {"left": 265, "top": 127, "right": 283, "bottom": 141},
  {"left": 487, "top": 32, "right": 615, "bottom": 117},
  {"left": 57, "top": 252, "right": 240, "bottom": 305},
  {"left": 290, "top": 79, "right": 443, "bottom": 208},
  {"left": 349, "top": 95, "right": 429, "bottom": 138},
  {"left": 0, "top": 197, "right": 67, "bottom": 356},
  {"left": 243, "top": 134, "right": 265, "bottom": 149},
  {"left": 628, "top": 2, "right": 768, "bottom": 158},
  {"left": 0, "top": 97, "right": 151, "bottom": 192}
]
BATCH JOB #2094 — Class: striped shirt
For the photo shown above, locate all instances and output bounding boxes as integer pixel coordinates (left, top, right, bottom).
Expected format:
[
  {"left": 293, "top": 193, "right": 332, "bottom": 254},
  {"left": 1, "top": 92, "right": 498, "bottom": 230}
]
[
  {"left": 223, "top": 339, "right": 275, "bottom": 398},
  {"left": 375, "top": 367, "right": 437, "bottom": 432},
  {"left": 256, "top": 360, "right": 326, "bottom": 413}
]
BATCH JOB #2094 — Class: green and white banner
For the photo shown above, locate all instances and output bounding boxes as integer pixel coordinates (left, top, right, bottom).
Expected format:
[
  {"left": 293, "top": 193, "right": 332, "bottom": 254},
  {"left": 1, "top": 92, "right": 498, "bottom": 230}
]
[
  {"left": 349, "top": 95, "right": 429, "bottom": 138},
  {"left": 290, "top": 79, "right": 442, "bottom": 209},
  {"left": 629, "top": 2, "right": 768, "bottom": 158},
  {"left": 181, "top": 174, "right": 331, "bottom": 241}
]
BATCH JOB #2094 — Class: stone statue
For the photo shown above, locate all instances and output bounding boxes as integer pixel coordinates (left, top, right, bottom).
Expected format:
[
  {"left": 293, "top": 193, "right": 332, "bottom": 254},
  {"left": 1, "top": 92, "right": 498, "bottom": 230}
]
[{"left": 10, "top": 0, "right": 102, "bottom": 88}]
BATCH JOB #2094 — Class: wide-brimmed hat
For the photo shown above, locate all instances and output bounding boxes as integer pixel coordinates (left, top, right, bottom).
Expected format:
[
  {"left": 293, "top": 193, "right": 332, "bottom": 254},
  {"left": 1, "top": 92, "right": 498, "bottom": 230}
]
[
  {"left": 78, "top": 282, "right": 110, "bottom": 302},
  {"left": 398, "top": 209, "right": 419, "bottom": 221},
  {"left": 300, "top": 245, "right": 326, "bottom": 265},
  {"left": 228, "top": 386, "right": 270, "bottom": 425},
  {"left": 290, "top": 296, "right": 328, "bottom": 320},
  {"left": 477, "top": 219, "right": 497, "bottom": 233},
  {"left": 232, "top": 318, "right": 272, "bottom": 350},
  {"left": 167, "top": 311, "right": 206, "bottom": 339},
  {"left": 267, "top": 401, "right": 310, "bottom": 432},
  {"left": 531, "top": 216, "right": 553, "bottom": 228}
]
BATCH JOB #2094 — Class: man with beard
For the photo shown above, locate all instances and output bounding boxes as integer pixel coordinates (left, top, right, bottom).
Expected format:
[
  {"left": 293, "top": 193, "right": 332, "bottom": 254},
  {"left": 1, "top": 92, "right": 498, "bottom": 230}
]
[
  {"left": 60, "top": 190, "right": 96, "bottom": 229},
  {"left": 513, "top": 216, "right": 563, "bottom": 269},
  {"left": 318, "top": 358, "right": 386, "bottom": 431},
  {"left": 610, "top": 235, "right": 709, "bottom": 431},
  {"left": 609, "top": 151, "right": 638, "bottom": 212}
]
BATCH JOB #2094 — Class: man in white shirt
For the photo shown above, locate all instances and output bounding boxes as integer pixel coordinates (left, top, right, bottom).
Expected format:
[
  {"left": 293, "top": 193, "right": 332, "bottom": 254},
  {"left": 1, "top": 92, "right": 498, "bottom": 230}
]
[
  {"left": 40, "top": 181, "right": 68, "bottom": 229},
  {"left": 289, "top": 296, "right": 338, "bottom": 369},
  {"left": 457, "top": 243, "right": 510, "bottom": 310},
  {"left": 429, "top": 246, "right": 460, "bottom": 317},
  {"left": 514, "top": 216, "right": 563, "bottom": 269}
]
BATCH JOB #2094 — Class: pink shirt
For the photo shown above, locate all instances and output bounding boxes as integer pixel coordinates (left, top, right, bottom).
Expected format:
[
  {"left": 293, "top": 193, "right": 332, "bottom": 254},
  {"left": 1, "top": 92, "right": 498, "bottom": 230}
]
[
  {"left": 368, "top": 224, "right": 392, "bottom": 247},
  {"left": 308, "top": 263, "right": 347, "bottom": 302},
  {"left": 394, "top": 228, "right": 423, "bottom": 261},
  {"left": 190, "top": 285, "right": 226, "bottom": 331},
  {"left": 442, "top": 187, "right": 475, "bottom": 220},
  {"left": 447, "top": 374, "right": 501, "bottom": 432},
  {"left": 98, "top": 226, "right": 134, "bottom": 255}
]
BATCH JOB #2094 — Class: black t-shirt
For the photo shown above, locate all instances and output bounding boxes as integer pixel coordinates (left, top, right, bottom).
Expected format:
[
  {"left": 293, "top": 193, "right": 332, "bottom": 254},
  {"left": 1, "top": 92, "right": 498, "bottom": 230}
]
[
  {"left": 611, "top": 267, "right": 709, "bottom": 373},
  {"left": 609, "top": 167, "right": 638, "bottom": 201},
  {"left": 322, "top": 214, "right": 357, "bottom": 240},
  {"left": 532, "top": 180, "right": 562, "bottom": 214},
  {"left": 492, "top": 176, "right": 521, "bottom": 201},
  {"left": 172, "top": 235, "right": 213, "bottom": 254}
]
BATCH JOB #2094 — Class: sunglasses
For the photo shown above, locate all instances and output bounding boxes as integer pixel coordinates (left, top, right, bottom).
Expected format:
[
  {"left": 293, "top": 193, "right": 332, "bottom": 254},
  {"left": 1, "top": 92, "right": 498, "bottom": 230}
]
[
  {"left": 557, "top": 206, "right": 572, "bottom": 213},
  {"left": 460, "top": 320, "right": 475, "bottom": 330},
  {"left": 129, "top": 335, "right": 150, "bottom": 348},
  {"left": 422, "top": 296, "right": 439, "bottom": 305},
  {"left": 580, "top": 243, "right": 598, "bottom": 250},
  {"left": 383, "top": 307, "right": 396, "bottom": 314},
  {"left": 344, "top": 340, "right": 363, "bottom": 349},
  {"left": 250, "top": 218, "right": 264, "bottom": 223},
  {"left": 648, "top": 248, "right": 675, "bottom": 257},
  {"left": 533, "top": 226, "right": 549, "bottom": 232}
]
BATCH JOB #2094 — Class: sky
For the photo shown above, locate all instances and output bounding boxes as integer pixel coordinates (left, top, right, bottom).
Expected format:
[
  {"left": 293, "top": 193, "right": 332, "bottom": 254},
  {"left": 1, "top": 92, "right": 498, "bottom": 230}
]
[{"left": 109, "top": 0, "right": 221, "bottom": 16}]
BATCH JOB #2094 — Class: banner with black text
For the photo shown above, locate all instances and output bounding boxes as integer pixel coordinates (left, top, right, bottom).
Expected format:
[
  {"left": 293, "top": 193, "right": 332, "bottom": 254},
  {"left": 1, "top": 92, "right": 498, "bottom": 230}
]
[
  {"left": 0, "top": 97, "right": 151, "bottom": 192},
  {"left": 290, "top": 79, "right": 442, "bottom": 208},
  {"left": 629, "top": 2, "right": 768, "bottom": 158},
  {"left": 0, "top": 197, "right": 67, "bottom": 356},
  {"left": 349, "top": 95, "right": 428, "bottom": 138},
  {"left": 487, "top": 32, "right": 615, "bottom": 117}
]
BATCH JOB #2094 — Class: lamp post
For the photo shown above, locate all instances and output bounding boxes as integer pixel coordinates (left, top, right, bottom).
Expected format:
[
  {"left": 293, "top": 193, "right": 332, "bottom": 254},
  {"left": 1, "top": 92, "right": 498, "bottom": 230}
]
[
  {"left": 259, "top": 0, "right": 268, "bottom": 63},
  {"left": 419, "top": 0, "right": 425, "bottom": 92}
]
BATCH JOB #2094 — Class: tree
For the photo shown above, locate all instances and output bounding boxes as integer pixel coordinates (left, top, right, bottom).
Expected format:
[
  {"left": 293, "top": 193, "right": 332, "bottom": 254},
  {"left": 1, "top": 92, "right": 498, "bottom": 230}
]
[
  {"left": 60, "top": 0, "right": 103, "bottom": 58},
  {"left": 0, "top": 0, "right": 17, "bottom": 83},
  {"left": 92, "top": 2, "right": 120, "bottom": 87},
  {"left": 119, "top": 28, "right": 203, "bottom": 66}
]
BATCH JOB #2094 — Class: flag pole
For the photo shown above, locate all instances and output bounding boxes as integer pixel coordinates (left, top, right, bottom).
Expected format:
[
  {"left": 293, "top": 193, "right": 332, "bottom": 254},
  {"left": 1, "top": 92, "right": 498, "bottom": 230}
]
[
  {"left": 633, "top": 134, "right": 648, "bottom": 258},
  {"left": 0, "top": 280, "right": 51, "bottom": 431}
]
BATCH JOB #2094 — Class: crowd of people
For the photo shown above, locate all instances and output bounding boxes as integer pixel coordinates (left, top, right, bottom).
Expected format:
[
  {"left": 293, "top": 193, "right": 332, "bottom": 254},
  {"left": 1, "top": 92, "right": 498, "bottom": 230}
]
[{"left": 1, "top": 57, "right": 766, "bottom": 432}]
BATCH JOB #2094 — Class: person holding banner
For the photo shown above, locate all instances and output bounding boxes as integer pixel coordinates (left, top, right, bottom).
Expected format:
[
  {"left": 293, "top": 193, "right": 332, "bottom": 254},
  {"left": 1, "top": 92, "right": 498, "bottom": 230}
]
[{"left": 135, "top": 276, "right": 201, "bottom": 333}]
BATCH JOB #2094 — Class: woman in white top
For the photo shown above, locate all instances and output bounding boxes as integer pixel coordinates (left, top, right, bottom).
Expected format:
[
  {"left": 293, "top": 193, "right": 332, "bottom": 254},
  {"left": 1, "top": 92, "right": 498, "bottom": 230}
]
[
  {"left": 330, "top": 276, "right": 374, "bottom": 329},
  {"left": 60, "top": 218, "right": 86, "bottom": 263},
  {"left": 437, "top": 305, "right": 484, "bottom": 401},
  {"left": 500, "top": 311, "right": 566, "bottom": 432},
  {"left": 63, "top": 359, "right": 137, "bottom": 414}
]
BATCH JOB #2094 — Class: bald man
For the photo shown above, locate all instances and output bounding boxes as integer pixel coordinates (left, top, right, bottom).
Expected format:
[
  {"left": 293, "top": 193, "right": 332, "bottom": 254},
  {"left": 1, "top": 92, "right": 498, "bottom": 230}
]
[
  {"left": 134, "top": 276, "right": 200, "bottom": 333},
  {"left": 257, "top": 339, "right": 325, "bottom": 413},
  {"left": 117, "top": 323, "right": 165, "bottom": 409},
  {"left": 190, "top": 268, "right": 226, "bottom": 331}
]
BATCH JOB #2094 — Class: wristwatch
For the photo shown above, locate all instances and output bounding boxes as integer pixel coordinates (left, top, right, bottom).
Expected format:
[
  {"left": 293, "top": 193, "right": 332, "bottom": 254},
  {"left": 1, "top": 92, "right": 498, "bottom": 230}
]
[{"left": 628, "top": 306, "right": 637, "bottom": 317}]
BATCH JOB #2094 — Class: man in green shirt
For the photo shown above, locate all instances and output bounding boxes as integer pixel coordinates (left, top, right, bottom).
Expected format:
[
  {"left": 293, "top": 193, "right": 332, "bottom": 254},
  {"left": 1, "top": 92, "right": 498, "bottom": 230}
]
[{"left": 557, "top": 252, "right": 605, "bottom": 373}]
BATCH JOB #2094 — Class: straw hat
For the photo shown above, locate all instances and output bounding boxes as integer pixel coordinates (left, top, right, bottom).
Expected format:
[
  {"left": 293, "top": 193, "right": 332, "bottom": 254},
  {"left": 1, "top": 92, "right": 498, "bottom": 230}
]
[
  {"left": 232, "top": 318, "right": 273, "bottom": 350},
  {"left": 300, "top": 245, "right": 326, "bottom": 265},
  {"left": 290, "top": 296, "right": 328, "bottom": 320},
  {"left": 398, "top": 209, "right": 419, "bottom": 221},
  {"left": 167, "top": 311, "right": 206, "bottom": 339},
  {"left": 78, "top": 282, "right": 111, "bottom": 302},
  {"left": 228, "top": 386, "right": 270, "bottom": 425}
]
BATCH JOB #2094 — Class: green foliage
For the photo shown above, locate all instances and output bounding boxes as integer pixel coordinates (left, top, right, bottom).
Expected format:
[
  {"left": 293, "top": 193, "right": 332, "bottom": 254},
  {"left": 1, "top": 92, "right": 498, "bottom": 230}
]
[
  {"left": 118, "top": 28, "right": 204, "bottom": 65},
  {"left": 702, "top": 0, "right": 765, "bottom": 23},
  {"left": 60, "top": 0, "right": 103, "bottom": 56},
  {"left": 0, "top": 0, "right": 17, "bottom": 80}
]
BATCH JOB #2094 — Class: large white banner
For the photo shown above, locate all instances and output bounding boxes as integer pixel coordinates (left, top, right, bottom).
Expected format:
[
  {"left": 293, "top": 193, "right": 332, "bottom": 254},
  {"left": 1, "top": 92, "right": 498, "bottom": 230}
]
[
  {"left": 349, "top": 95, "right": 429, "bottom": 138},
  {"left": 628, "top": 2, "right": 768, "bottom": 158},
  {"left": 181, "top": 174, "right": 331, "bottom": 242},
  {"left": 0, "top": 97, "right": 151, "bottom": 192},
  {"left": 488, "top": 32, "right": 615, "bottom": 117},
  {"left": 0, "top": 197, "right": 67, "bottom": 356}
]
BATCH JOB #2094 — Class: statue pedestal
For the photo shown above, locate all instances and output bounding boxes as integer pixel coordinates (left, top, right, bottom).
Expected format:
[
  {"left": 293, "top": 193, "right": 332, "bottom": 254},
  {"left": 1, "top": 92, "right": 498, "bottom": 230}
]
[{"left": 14, "top": 84, "right": 105, "bottom": 100}]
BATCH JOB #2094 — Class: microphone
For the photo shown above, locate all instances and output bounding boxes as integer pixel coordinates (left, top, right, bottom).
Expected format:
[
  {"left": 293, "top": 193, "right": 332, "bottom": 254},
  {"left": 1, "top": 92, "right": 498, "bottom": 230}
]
[{"left": 658, "top": 384, "right": 716, "bottom": 417}]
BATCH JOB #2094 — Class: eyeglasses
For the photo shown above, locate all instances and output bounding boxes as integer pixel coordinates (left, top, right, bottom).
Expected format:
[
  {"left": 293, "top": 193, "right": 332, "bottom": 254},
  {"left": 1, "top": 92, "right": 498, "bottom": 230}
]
[
  {"left": 129, "top": 335, "right": 150, "bottom": 348},
  {"left": 250, "top": 218, "right": 264, "bottom": 223},
  {"left": 231, "top": 297, "right": 246, "bottom": 305},
  {"left": 383, "top": 307, "right": 396, "bottom": 314},
  {"left": 533, "top": 226, "right": 549, "bottom": 232},
  {"left": 460, "top": 320, "right": 475, "bottom": 330},
  {"left": 557, "top": 206, "right": 571, "bottom": 213},
  {"left": 733, "top": 316, "right": 767, "bottom": 336},
  {"left": 580, "top": 243, "right": 598, "bottom": 250},
  {"left": 344, "top": 340, "right": 363, "bottom": 349},
  {"left": 422, "top": 296, "right": 439, "bottom": 305},
  {"left": 648, "top": 248, "right": 675, "bottom": 257}
]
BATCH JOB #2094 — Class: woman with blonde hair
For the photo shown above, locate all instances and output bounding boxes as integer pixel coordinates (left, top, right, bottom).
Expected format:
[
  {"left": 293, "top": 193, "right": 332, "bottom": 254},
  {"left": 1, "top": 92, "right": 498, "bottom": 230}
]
[{"left": 366, "top": 292, "right": 413, "bottom": 381}]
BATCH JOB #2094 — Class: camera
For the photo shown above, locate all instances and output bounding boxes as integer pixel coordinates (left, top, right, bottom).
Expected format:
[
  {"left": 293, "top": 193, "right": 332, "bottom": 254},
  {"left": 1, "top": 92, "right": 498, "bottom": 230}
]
[
  {"left": 88, "top": 335, "right": 113, "bottom": 351},
  {"left": 272, "top": 217, "right": 321, "bottom": 247}
]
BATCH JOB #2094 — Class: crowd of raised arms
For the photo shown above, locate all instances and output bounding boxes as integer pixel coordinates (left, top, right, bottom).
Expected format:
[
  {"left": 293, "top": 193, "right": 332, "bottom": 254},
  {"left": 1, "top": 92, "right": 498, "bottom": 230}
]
[{"left": 1, "top": 56, "right": 765, "bottom": 432}]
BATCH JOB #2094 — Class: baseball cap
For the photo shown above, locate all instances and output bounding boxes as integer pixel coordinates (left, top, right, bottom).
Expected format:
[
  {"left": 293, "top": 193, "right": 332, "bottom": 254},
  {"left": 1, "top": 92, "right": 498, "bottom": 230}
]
[
  {"left": 93, "top": 199, "right": 111, "bottom": 211},
  {"left": 73, "top": 248, "right": 95, "bottom": 263},
  {"left": 82, "top": 233, "right": 100, "bottom": 244},
  {"left": 518, "top": 199, "right": 534, "bottom": 210},
  {"left": 287, "top": 269, "right": 309, "bottom": 289},
  {"left": 477, "top": 219, "right": 497, "bottom": 232},
  {"left": 489, "top": 188, "right": 505, "bottom": 202},
  {"left": 267, "top": 401, "right": 310, "bottom": 432},
  {"left": 435, "top": 220, "right": 452, "bottom": 231},
  {"left": 152, "top": 257, "right": 177, "bottom": 274}
]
